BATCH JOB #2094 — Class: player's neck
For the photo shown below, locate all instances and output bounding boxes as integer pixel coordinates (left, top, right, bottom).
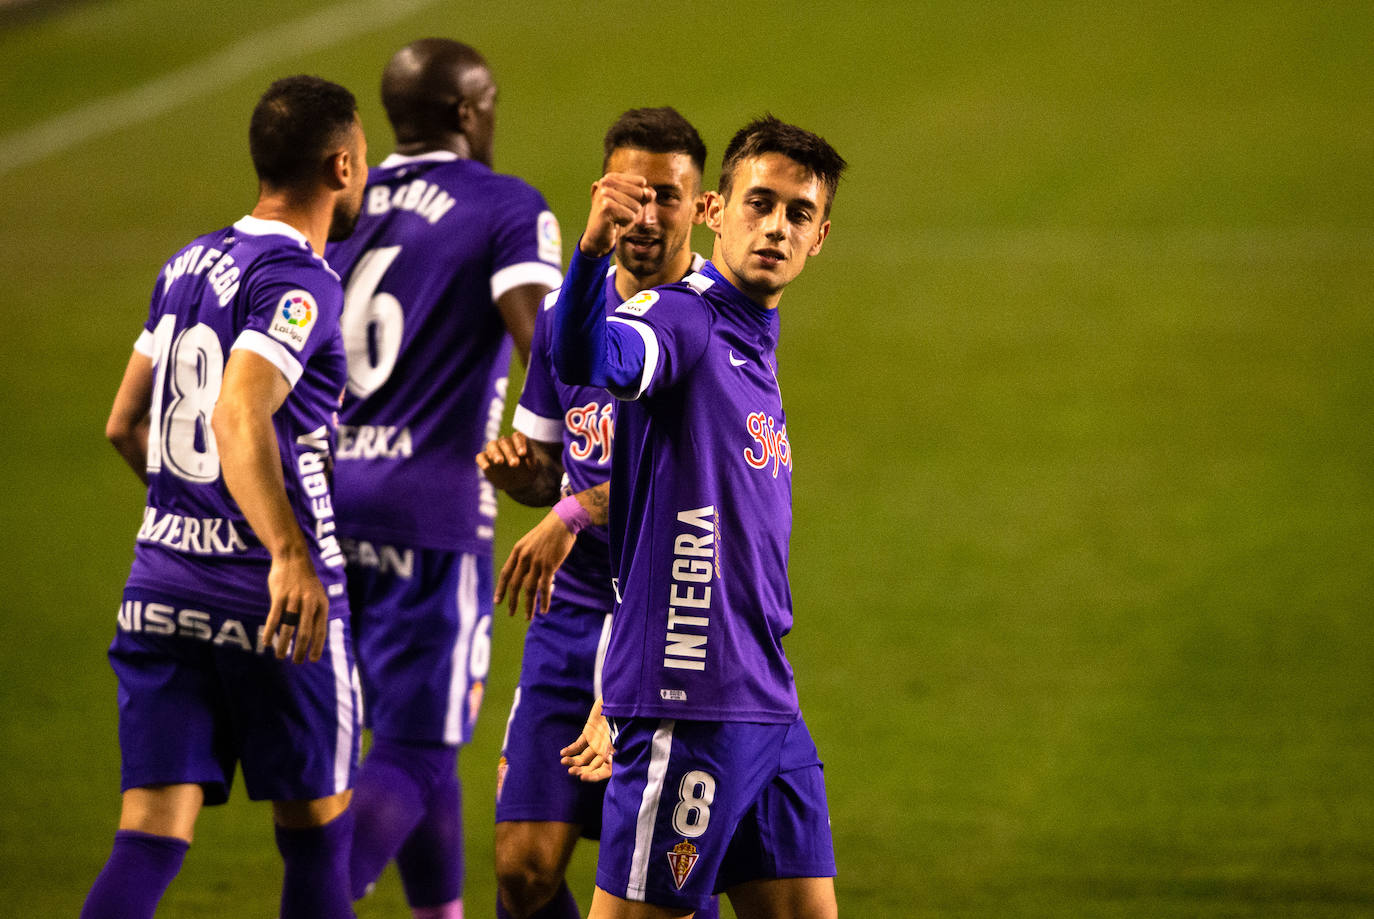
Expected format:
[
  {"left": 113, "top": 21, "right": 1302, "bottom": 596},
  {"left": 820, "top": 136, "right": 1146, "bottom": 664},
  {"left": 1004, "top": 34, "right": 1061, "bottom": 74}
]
[
  {"left": 711, "top": 245, "right": 783, "bottom": 311},
  {"left": 614, "top": 251, "right": 695, "bottom": 302},
  {"left": 393, "top": 134, "right": 483, "bottom": 165},
  {"left": 251, "top": 193, "right": 331, "bottom": 255}
]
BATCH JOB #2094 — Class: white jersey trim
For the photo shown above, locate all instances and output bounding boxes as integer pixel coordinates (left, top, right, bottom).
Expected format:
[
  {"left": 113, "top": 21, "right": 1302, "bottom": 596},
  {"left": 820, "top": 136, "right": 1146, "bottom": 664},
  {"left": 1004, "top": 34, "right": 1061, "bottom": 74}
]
[
  {"left": 378, "top": 150, "right": 460, "bottom": 169},
  {"left": 232, "top": 215, "right": 309, "bottom": 249},
  {"left": 492, "top": 261, "right": 564, "bottom": 302},
  {"left": 231, "top": 329, "right": 303, "bottom": 388},
  {"left": 627, "top": 719, "right": 676, "bottom": 900},
  {"left": 593, "top": 613, "right": 613, "bottom": 700},
  {"left": 329, "top": 619, "right": 356, "bottom": 795},
  {"left": 134, "top": 328, "right": 154, "bottom": 357},
  {"left": 512, "top": 404, "right": 564, "bottom": 444},
  {"left": 606, "top": 317, "right": 659, "bottom": 401},
  {"left": 444, "top": 552, "right": 482, "bottom": 745}
]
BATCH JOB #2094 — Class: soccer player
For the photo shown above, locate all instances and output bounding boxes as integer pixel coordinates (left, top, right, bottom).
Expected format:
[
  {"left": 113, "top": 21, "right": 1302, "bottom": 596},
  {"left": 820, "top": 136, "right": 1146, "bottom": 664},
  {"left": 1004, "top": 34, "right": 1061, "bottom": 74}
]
[
  {"left": 474, "top": 108, "right": 718, "bottom": 919},
  {"left": 85, "top": 75, "right": 368, "bottom": 919},
  {"left": 322, "top": 38, "right": 563, "bottom": 919},
  {"left": 549, "top": 116, "right": 846, "bottom": 919}
]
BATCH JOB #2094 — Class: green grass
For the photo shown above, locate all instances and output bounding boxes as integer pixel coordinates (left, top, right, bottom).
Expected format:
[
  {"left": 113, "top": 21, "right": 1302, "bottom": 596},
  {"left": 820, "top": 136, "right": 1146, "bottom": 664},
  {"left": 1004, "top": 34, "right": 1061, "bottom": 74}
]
[{"left": 1, "top": 1, "right": 1371, "bottom": 915}]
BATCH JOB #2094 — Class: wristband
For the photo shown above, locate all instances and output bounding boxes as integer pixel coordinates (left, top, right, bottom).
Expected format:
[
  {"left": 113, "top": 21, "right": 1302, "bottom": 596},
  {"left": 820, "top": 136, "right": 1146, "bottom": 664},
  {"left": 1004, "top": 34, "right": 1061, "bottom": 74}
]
[{"left": 553, "top": 494, "right": 594, "bottom": 535}]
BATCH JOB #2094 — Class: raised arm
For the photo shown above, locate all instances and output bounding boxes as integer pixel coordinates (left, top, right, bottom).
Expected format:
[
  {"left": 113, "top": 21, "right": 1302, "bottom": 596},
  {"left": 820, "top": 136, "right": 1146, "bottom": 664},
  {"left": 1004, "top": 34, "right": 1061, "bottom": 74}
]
[{"left": 550, "top": 173, "right": 655, "bottom": 390}]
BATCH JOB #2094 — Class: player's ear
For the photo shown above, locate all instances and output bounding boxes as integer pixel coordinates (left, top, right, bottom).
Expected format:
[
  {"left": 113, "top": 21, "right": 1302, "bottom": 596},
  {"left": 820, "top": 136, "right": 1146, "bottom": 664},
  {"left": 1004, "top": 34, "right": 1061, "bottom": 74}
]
[
  {"left": 691, "top": 189, "right": 708, "bottom": 226},
  {"left": 808, "top": 219, "right": 830, "bottom": 257},
  {"left": 325, "top": 149, "right": 350, "bottom": 191},
  {"left": 704, "top": 191, "right": 724, "bottom": 234}
]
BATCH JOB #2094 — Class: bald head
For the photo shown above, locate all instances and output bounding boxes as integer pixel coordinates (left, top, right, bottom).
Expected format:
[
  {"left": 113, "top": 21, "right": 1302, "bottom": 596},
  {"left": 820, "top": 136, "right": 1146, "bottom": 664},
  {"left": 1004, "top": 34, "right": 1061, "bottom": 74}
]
[{"left": 381, "top": 38, "right": 497, "bottom": 164}]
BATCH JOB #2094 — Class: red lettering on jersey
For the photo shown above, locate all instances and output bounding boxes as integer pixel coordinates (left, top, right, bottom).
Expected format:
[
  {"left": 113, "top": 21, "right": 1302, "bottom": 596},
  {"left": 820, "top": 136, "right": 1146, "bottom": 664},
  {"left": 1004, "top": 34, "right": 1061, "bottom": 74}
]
[
  {"left": 565, "top": 401, "right": 614, "bottom": 464},
  {"left": 743, "top": 411, "right": 792, "bottom": 477}
]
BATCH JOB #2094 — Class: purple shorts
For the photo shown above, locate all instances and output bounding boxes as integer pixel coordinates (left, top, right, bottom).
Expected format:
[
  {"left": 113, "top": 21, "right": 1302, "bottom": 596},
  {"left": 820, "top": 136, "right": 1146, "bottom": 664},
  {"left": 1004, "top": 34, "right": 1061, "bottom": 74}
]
[
  {"left": 596, "top": 716, "right": 836, "bottom": 910},
  {"left": 109, "top": 588, "right": 359, "bottom": 804},
  {"left": 345, "top": 542, "right": 493, "bottom": 746},
  {"left": 494, "top": 596, "right": 612, "bottom": 834}
]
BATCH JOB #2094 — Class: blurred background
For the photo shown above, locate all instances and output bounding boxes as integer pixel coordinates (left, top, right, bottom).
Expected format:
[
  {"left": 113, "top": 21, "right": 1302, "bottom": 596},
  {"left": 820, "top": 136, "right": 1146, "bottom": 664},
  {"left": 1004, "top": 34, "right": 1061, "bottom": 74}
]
[{"left": 1, "top": 1, "right": 1371, "bottom": 915}]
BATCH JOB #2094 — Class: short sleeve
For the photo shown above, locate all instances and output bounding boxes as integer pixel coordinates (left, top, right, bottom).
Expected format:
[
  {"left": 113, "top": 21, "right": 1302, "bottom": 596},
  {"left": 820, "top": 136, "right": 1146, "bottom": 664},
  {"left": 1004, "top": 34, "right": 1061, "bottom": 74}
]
[
  {"left": 489, "top": 182, "right": 564, "bottom": 301},
  {"left": 232, "top": 253, "right": 344, "bottom": 389},
  {"left": 513, "top": 297, "right": 565, "bottom": 444},
  {"left": 607, "top": 289, "right": 712, "bottom": 400}
]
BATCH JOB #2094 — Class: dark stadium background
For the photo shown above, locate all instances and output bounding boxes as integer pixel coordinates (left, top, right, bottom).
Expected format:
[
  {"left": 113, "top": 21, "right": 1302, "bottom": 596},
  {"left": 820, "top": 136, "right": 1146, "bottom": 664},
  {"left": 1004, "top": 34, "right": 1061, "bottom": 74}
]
[{"left": 1, "top": 1, "right": 1370, "bottom": 915}]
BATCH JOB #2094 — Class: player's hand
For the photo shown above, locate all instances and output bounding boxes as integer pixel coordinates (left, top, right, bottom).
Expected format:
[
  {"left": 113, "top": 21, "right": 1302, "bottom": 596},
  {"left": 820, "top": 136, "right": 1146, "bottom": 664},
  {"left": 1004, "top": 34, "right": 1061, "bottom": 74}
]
[
  {"left": 580, "top": 173, "right": 655, "bottom": 258},
  {"left": 263, "top": 550, "right": 329, "bottom": 664},
  {"left": 475, "top": 431, "right": 540, "bottom": 491},
  {"left": 560, "top": 697, "right": 614, "bottom": 783},
  {"left": 494, "top": 508, "right": 577, "bottom": 620}
]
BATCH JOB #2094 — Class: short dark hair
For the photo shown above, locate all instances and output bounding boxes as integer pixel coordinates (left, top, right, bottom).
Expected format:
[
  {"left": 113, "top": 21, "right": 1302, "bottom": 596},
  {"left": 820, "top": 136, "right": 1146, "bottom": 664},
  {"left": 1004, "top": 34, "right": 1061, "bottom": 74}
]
[
  {"left": 719, "top": 115, "right": 847, "bottom": 216},
  {"left": 249, "top": 75, "right": 358, "bottom": 188},
  {"left": 602, "top": 107, "right": 707, "bottom": 175}
]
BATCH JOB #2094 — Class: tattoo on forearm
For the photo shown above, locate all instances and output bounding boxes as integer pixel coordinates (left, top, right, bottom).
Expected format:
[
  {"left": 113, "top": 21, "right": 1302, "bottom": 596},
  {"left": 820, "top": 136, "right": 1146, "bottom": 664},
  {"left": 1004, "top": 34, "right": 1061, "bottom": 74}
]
[{"left": 578, "top": 482, "right": 610, "bottom": 526}]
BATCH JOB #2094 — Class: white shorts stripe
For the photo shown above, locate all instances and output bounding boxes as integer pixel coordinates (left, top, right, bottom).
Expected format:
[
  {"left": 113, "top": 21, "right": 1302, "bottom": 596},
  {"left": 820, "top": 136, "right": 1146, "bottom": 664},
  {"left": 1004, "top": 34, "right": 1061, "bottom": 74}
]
[
  {"left": 627, "top": 719, "right": 676, "bottom": 899},
  {"left": 593, "top": 614, "right": 613, "bottom": 701},
  {"left": 499, "top": 685, "right": 522, "bottom": 756},
  {"left": 444, "top": 552, "right": 480, "bottom": 745},
  {"left": 329, "top": 619, "right": 355, "bottom": 794}
]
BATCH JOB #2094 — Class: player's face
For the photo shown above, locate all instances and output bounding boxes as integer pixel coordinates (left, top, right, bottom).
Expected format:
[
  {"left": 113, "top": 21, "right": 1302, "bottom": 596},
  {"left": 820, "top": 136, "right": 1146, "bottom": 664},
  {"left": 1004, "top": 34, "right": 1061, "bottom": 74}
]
[
  {"left": 607, "top": 147, "right": 705, "bottom": 284},
  {"left": 708, "top": 152, "right": 830, "bottom": 308},
  {"left": 328, "top": 117, "right": 368, "bottom": 242},
  {"left": 460, "top": 66, "right": 497, "bottom": 167}
]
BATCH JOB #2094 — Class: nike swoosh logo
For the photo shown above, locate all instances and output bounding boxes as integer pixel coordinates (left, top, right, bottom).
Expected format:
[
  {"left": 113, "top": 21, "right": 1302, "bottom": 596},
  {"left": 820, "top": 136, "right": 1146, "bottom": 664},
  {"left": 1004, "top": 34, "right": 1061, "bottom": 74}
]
[{"left": 728, "top": 350, "right": 748, "bottom": 367}]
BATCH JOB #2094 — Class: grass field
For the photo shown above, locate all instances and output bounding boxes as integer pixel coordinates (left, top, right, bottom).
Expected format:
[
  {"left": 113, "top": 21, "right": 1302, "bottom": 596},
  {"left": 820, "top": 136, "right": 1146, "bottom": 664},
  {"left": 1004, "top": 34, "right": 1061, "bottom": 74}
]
[{"left": 1, "top": 1, "right": 1372, "bottom": 916}]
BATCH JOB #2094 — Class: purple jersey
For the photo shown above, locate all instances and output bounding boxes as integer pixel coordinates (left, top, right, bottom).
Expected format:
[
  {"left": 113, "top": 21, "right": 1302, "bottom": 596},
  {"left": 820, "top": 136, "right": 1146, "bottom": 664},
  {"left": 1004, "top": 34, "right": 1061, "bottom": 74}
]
[
  {"left": 512, "top": 256, "right": 705, "bottom": 611},
  {"left": 123, "top": 216, "right": 349, "bottom": 617},
  {"left": 580, "top": 258, "right": 798, "bottom": 723},
  {"left": 325, "top": 152, "right": 563, "bottom": 553}
]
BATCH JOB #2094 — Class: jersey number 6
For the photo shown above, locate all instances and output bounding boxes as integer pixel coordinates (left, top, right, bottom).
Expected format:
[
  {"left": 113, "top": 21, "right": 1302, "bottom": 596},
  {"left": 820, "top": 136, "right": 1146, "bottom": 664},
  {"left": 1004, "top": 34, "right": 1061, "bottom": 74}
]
[{"left": 341, "top": 246, "right": 405, "bottom": 398}]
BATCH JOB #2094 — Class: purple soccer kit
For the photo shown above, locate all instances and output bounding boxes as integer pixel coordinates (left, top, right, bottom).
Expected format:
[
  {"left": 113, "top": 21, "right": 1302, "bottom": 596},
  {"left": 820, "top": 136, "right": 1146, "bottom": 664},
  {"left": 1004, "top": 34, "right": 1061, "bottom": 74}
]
[
  {"left": 111, "top": 215, "right": 358, "bottom": 805},
  {"left": 496, "top": 264, "right": 620, "bottom": 835},
  {"left": 497, "top": 259, "right": 696, "bottom": 828},
  {"left": 323, "top": 151, "right": 562, "bottom": 908},
  {"left": 551, "top": 249, "right": 836, "bottom": 909}
]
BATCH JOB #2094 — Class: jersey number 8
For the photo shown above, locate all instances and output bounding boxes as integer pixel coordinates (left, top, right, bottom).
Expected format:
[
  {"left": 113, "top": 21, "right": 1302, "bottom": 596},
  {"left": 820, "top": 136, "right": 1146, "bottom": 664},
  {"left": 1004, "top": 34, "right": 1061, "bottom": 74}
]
[{"left": 671, "top": 769, "right": 717, "bottom": 838}]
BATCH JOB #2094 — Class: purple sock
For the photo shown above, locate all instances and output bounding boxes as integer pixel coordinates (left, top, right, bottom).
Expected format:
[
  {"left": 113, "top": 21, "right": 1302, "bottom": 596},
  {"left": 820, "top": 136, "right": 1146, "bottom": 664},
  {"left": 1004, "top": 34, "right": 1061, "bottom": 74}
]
[
  {"left": 275, "top": 809, "right": 355, "bottom": 919},
  {"left": 350, "top": 738, "right": 456, "bottom": 899},
  {"left": 496, "top": 880, "right": 581, "bottom": 919},
  {"left": 80, "top": 830, "right": 188, "bottom": 919},
  {"left": 396, "top": 764, "right": 463, "bottom": 908}
]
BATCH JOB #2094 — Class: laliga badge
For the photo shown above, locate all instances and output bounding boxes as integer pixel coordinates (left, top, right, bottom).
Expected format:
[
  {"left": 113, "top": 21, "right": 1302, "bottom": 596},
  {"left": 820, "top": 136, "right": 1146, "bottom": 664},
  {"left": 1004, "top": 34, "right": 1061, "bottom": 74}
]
[
  {"left": 667, "top": 840, "right": 700, "bottom": 890},
  {"left": 269, "top": 289, "right": 317, "bottom": 351},
  {"left": 616, "top": 289, "right": 658, "bottom": 317},
  {"left": 496, "top": 755, "right": 509, "bottom": 802}
]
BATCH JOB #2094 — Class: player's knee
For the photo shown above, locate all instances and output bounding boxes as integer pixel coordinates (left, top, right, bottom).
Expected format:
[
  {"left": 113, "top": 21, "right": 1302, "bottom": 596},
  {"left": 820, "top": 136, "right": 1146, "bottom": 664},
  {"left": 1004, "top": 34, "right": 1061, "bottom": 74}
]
[
  {"left": 272, "top": 790, "right": 352, "bottom": 829},
  {"left": 494, "top": 843, "right": 564, "bottom": 916}
]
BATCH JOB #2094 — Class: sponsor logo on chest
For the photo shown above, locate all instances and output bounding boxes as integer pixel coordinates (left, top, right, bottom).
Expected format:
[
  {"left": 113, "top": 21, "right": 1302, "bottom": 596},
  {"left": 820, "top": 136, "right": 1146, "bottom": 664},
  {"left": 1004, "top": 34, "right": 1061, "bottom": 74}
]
[{"left": 743, "top": 411, "right": 792, "bottom": 477}]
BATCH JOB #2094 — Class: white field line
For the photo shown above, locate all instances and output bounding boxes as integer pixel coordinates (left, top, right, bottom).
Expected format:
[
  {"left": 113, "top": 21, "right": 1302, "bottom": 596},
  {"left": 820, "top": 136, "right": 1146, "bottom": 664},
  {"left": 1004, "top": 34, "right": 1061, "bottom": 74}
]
[{"left": 0, "top": 0, "right": 442, "bottom": 178}]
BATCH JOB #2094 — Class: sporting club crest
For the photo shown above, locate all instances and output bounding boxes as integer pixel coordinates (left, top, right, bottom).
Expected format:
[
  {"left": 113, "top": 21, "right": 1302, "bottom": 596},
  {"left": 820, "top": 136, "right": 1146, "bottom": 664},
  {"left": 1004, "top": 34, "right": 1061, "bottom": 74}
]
[{"left": 666, "top": 840, "right": 700, "bottom": 890}]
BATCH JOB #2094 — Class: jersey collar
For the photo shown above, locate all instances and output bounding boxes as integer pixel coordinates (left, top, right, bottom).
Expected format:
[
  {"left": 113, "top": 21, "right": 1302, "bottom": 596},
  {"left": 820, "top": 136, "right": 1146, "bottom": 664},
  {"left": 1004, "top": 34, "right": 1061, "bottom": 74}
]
[
  {"left": 232, "top": 215, "right": 309, "bottom": 249},
  {"left": 378, "top": 150, "right": 462, "bottom": 169}
]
